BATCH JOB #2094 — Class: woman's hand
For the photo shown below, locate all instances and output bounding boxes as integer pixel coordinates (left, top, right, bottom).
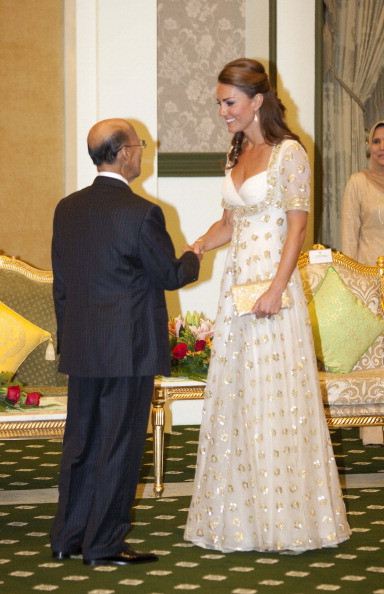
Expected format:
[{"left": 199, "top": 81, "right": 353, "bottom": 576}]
[
  {"left": 192, "top": 239, "right": 206, "bottom": 256},
  {"left": 251, "top": 287, "right": 283, "bottom": 318}
]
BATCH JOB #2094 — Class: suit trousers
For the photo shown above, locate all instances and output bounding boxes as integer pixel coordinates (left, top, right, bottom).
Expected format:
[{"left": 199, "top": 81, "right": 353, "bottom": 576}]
[{"left": 50, "top": 375, "right": 154, "bottom": 558}]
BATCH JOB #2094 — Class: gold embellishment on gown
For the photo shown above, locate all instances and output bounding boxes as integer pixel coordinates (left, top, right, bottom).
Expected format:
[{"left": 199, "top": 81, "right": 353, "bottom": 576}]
[
  {"left": 222, "top": 199, "right": 272, "bottom": 216},
  {"left": 283, "top": 194, "right": 310, "bottom": 210}
]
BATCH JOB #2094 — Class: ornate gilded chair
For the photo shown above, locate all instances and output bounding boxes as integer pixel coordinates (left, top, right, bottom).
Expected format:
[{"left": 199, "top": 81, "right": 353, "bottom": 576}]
[
  {"left": 0, "top": 254, "right": 67, "bottom": 438},
  {"left": 298, "top": 245, "right": 384, "bottom": 428}
]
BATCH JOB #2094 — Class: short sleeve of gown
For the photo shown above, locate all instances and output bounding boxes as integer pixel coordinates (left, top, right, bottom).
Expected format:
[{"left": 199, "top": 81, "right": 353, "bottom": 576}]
[{"left": 278, "top": 141, "right": 311, "bottom": 212}]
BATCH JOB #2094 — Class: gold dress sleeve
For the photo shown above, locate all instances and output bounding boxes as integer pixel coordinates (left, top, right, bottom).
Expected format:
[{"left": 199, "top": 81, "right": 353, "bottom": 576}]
[{"left": 278, "top": 141, "right": 311, "bottom": 212}]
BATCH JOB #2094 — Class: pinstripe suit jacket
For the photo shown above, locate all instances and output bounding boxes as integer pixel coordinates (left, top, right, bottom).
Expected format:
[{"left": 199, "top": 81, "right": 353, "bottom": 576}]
[{"left": 52, "top": 176, "right": 199, "bottom": 377}]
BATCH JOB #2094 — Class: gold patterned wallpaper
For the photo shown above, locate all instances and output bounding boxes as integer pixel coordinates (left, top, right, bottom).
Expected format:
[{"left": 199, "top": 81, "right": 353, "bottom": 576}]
[
  {"left": 157, "top": 0, "right": 245, "bottom": 153},
  {"left": 0, "top": 0, "right": 64, "bottom": 270}
]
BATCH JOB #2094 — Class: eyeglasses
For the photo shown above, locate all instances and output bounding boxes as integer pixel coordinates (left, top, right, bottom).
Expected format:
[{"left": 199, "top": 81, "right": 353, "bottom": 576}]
[{"left": 118, "top": 140, "right": 147, "bottom": 151}]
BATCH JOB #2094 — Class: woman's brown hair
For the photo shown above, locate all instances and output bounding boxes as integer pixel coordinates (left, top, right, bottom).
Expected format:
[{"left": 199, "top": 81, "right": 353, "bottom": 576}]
[{"left": 218, "top": 58, "right": 302, "bottom": 168}]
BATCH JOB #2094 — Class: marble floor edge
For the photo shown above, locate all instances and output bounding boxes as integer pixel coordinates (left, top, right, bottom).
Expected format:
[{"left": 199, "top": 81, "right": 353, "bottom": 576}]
[{"left": 0, "top": 473, "right": 383, "bottom": 505}]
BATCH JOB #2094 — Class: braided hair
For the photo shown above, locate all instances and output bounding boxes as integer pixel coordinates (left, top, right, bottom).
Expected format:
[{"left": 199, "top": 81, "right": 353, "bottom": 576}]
[{"left": 218, "top": 58, "right": 301, "bottom": 169}]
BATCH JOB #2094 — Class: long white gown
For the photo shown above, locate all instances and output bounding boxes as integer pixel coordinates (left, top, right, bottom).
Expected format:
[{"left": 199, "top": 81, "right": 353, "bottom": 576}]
[{"left": 184, "top": 140, "right": 351, "bottom": 553}]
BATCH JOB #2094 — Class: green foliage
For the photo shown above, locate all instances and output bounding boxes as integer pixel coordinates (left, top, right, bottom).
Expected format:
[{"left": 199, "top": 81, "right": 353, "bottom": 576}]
[{"left": 168, "top": 312, "right": 214, "bottom": 381}]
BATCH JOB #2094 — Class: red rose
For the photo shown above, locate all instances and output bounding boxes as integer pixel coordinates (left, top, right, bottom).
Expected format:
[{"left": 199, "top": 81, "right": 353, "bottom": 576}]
[
  {"left": 6, "top": 385, "right": 21, "bottom": 403},
  {"left": 194, "top": 340, "right": 206, "bottom": 352},
  {"left": 25, "top": 392, "right": 41, "bottom": 406},
  {"left": 172, "top": 342, "right": 188, "bottom": 359}
]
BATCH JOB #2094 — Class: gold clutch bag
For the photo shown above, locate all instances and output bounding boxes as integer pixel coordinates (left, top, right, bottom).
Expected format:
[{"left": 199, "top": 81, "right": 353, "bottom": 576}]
[{"left": 230, "top": 280, "right": 292, "bottom": 316}]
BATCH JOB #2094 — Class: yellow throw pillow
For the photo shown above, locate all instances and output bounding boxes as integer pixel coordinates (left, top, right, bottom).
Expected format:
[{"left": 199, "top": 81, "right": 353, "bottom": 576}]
[
  {"left": 308, "top": 266, "right": 384, "bottom": 373},
  {"left": 0, "top": 300, "right": 51, "bottom": 375}
]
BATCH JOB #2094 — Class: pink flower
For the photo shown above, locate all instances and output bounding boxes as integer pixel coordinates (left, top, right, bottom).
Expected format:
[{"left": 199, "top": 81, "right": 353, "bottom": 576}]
[
  {"left": 172, "top": 342, "right": 188, "bottom": 359},
  {"left": 168, "top": 316, "right": 184, "bottom": 338},
  {"left": 6, "top": 385, "right": 21, "bottom": 403},
  {"left": 194, "top": 340, "right": 206, "bottom": 352},
  {"left": 189, "top": 320, "right": 215, "bottom": 341},
  {"left": 25, "top": 392, "right": 41, "bottom": 406}
]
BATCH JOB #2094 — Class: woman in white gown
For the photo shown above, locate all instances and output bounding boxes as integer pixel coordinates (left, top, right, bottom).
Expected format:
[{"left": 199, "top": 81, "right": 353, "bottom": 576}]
[{"left": 184, "top": 58, "right": 351, "bottom": 553}]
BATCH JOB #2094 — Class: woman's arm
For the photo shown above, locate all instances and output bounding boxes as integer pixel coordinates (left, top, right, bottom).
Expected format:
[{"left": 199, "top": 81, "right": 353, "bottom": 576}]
[
  {"left": 251, "top": 209, "right": 308, "bottom": 317},
  {"left": 192, "top": 208, "right": 234, "bottom": 255}
]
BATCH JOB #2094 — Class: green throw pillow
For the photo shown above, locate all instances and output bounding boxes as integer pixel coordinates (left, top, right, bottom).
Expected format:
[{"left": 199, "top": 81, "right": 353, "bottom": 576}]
[{"left": 307, "top": 266, "right": 384, "bottom": 373}]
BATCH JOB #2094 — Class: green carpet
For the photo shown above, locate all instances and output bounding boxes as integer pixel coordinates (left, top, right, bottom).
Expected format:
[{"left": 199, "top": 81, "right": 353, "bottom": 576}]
[
  {"left": 0, "top": 488, "right": 383, "bottom": 594},
  {"left": 0, "top": 427, "right": 383, "bottom": 491},
  {"left": 0, "top": 426, "right": 383, "bottom": 592},
  {"left": 329, "top": 428, "right": 384, "bottom": 475}
]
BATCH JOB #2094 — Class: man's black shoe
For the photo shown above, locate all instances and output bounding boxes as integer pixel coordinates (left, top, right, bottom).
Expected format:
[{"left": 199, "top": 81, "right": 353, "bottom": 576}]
[
  {"left": 83, "top": 549, "right": 159, "bottom": 566},
  {"left": 52, "top": 547, "right": 82, "bottom": 560}
]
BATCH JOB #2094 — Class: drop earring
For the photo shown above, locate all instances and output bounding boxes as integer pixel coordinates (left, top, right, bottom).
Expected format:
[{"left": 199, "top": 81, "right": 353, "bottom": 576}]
[{"left": 254, "top": 112, "right": 258, "bottom": 123}]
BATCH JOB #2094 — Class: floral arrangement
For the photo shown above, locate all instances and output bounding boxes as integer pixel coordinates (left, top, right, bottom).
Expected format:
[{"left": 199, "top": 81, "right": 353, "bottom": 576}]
[
  {"left": 169, "top": 311, "right": 214, "bottom": 381},
  {"left": 0, "top": 372, "right": 41, "bottom": 412}
]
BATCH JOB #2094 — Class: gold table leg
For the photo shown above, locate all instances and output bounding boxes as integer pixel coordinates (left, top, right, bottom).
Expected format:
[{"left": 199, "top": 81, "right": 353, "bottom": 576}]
[
  {"left": 152, "top": 389, "right": 165, "bottom": 497},
  {"left": 151, "top": 382, "right": 206, "bottom": 497}
]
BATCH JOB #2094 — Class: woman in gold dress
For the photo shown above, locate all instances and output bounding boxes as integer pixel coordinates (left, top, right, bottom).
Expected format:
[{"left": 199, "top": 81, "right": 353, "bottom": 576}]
[{"left": 342, "top": 119, "right": 384, "bottom": 445}]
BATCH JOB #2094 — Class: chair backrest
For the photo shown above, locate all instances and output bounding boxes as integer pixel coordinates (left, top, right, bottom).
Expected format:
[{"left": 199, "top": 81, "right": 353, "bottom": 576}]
[
  {"left": 298, "top": 245, "right": 384, "bottom": 371},
  {"left": 0, "top": 254, "right": 66, "bottom": 386}
]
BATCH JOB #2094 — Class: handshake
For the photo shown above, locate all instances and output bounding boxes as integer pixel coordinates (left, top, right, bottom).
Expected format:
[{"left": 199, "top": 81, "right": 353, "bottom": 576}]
[{"left": 183, "top": 238, "right": 205, "bottom": 263}]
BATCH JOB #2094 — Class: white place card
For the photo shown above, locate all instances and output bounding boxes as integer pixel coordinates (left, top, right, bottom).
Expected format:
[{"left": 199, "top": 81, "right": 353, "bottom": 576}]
[{"left": 308, "top": 248, "right": 333, "bottom": 264}]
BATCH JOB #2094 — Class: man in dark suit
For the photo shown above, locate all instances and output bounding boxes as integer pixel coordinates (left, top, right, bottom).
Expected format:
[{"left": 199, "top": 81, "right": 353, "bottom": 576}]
[{"left": 50, "top": 118, "right": 200, "bottom": 566}]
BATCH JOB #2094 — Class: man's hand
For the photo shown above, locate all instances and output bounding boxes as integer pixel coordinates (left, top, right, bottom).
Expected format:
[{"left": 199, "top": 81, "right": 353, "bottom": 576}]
[{"left": 183, "top": 244, "right": 203, "bottom": 262}]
